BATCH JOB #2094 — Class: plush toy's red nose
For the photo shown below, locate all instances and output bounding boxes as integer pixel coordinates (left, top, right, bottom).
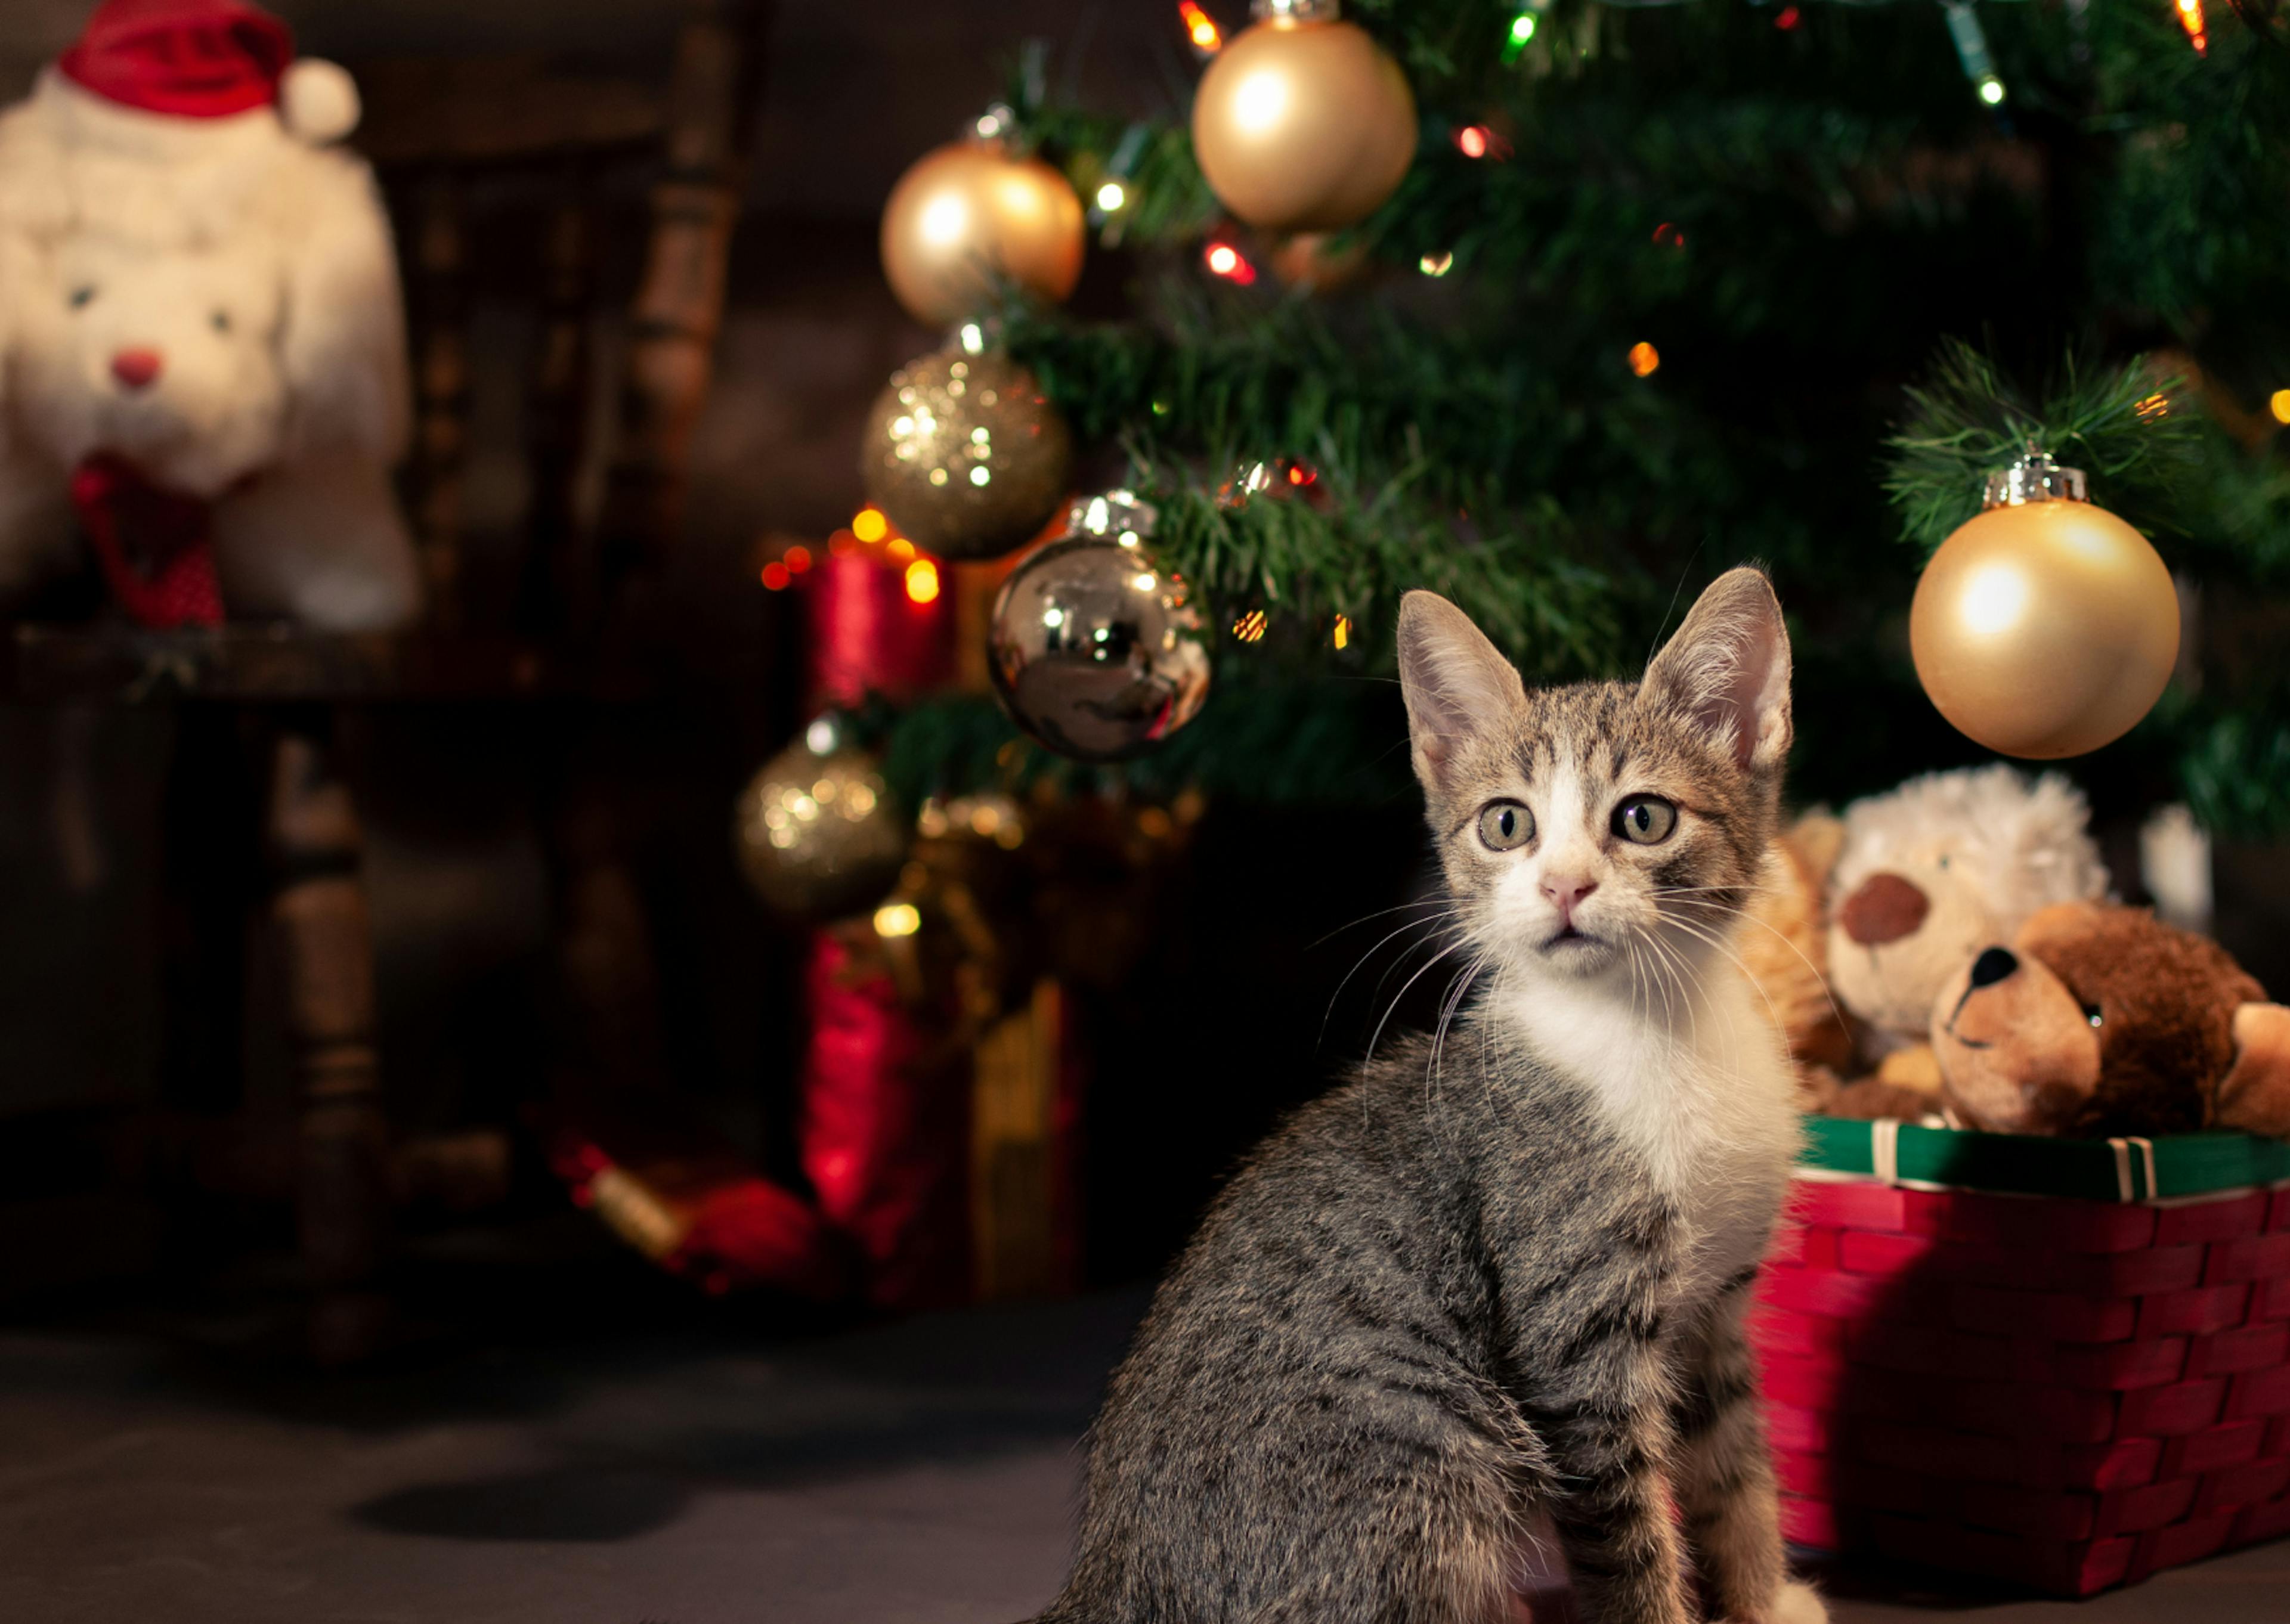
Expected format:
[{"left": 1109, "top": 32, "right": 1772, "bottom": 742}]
[
  {"left": 1840, "top": 871, "right": 1930, "bottom": 947},
  {"left": 110, "top": 348, "right": 163, "bottom": 389}
]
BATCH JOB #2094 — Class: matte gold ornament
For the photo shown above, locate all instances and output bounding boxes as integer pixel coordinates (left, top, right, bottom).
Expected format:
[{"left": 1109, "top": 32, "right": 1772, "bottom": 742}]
[
  {"left": 734, "top": 720, "right": 909, "bottom": 918},
  {"left": 1191, "top": 0, "right": 1418, "bottom": 233},
  {"left": 862, "top": 343, "right": 1073, "bottom": 561},
  {"left": 988, "top": 492, "right": 1211, "bottom": 762},
  {"left": 1910, "top": 450, "right": 2180, "bottom": 760},
  {"left": 879, "top": 139, "right": 1086, "bottom": 327}
]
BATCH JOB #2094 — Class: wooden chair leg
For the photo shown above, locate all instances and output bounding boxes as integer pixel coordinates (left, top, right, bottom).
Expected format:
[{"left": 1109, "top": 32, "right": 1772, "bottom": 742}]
[{"left": 267, "top": 721, "right": 391, "bottom": 1363}]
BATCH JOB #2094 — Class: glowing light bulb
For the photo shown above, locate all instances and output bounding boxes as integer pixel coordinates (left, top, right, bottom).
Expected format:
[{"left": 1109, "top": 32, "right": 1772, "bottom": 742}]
[
  {"left": 2175, "top": 0, "right": 2208, "bottom": 53},
  {"left": 761, "top": 562, "right": 790, "bottom": 590},
  {"left": 905, "top": 558, "right": 941, "bottom": 605},
  {"left": 1502, "top": 11, "right": 1537, "bottom": 62},
  {"left": 1420, "top": 251, "right": 1455, "bottom": 277},
  {"left": 1977, "top": 75, "right": 2007, "bottom": 106},
  {"left": 784, "top": 545, "right": 812, "bottom": 574},
  {"left": 1178, "top": 0, "right": 1222, "bottom": 52},
  {"left": 1332, "top": 615, "right": 1351, "bottom": 650},
  {"left": 2270, "top": 389, "right": 2290, "bottom": 425},
  {"left": 1457, "top": 126, "right": 1490, "bottom": 160},
  {"left": 1203, "top": 241, "right": 1257, "bottom": 284},
  {"left": 874, "top": 902, "right": 921, "bottom": 938},
  {"left": 851, "top": 507, "right": 889, "bottom": 543},
  {"left": 1096, "top": 181, "right": 1127, "bottom": 212},
  {"left": 1628, "top": 341, "right": 1661, "bottom": 377}
]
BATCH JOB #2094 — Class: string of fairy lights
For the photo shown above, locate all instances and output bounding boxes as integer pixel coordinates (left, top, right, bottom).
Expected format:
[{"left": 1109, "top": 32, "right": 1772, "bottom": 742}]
[{"left": 753, "top": 0, "right": 2273, "bottom": 727}]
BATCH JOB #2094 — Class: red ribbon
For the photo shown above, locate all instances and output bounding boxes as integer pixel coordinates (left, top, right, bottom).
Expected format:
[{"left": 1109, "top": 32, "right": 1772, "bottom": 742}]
[{"left": 71, "top": 454, "right": 224, "bottom": 629}]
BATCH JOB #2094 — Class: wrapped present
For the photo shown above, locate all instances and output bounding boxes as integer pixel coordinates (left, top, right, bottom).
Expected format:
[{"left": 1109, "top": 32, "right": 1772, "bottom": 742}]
[{"left": 1754, "top": 1117, "right": 2290, "bottom": 1595}]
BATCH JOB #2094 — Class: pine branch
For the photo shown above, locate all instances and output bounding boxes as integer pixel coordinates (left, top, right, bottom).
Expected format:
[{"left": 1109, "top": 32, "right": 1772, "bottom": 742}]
[{"left": 1882, "top": 340, "right": 2204, "bottom": 554}]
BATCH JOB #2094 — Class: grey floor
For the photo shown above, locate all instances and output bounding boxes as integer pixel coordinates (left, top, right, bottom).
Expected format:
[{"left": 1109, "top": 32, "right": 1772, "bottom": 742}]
[{"left": 2, "top": 1273, "right": 2285, "bottom": 1624}]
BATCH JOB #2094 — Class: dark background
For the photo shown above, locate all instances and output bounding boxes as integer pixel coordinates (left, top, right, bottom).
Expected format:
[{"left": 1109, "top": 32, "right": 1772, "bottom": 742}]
[
  {"left": 1, "top": 2, "right": 2283, "bottom": 1328},
  {"left": 0, "top": 1, "right": 1453, "bottom": 1318}
]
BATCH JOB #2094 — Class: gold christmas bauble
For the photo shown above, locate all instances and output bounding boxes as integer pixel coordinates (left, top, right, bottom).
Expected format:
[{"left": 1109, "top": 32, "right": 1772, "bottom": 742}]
[
  {"left": 879, "top": 141, "right": 1085, "bottom": 327},
  {"left": 1190, "top": 6, "right": 1417, "bottom": 234},
  {"left": 735, "top": 727, "right": 909, "bottom": 918},
  {"left": 861, "top": 348, "right": 1073, "bottom": 561},
  {"left": 1911, "top": 492, "right": 2179, "bottom": 760}
]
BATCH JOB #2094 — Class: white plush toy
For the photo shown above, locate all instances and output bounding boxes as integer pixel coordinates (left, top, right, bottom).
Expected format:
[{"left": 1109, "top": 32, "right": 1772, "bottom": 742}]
[
  {"left": 1825, "top": 763, "right": 2111, "bottom": 1093},
  {"left": 0, "top": 0, "right": 421, "bottom": 631}
]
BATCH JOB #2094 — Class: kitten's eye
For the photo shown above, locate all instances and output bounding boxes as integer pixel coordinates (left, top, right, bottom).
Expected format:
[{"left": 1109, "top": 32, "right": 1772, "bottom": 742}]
[
  {"left": 69, "top": 285, "right": 96, "bottom": 309},
  {"left": 1477, "top": 801, "right": 1534, "bottom": 852},
  {"left": 2083, "top": 1003, "right": 2104, "bottom": 1029},
  {"left": 1612, "top": 794, "right": 1678, "bottom": 845},
  {"left": 210, "top": 309, "right": 231, "bottom": 333}
]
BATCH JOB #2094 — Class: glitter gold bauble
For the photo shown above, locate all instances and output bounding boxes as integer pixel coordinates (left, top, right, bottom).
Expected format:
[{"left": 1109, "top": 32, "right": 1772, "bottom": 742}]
[
  {"left": 988, "top": 491, "right": 1211, "bottom": 763},
  {"left": 1910, "top": 452, "right": 2179, "bottom": 760},
  {"left": 879, "top": 141, "right": 1086, "bottom": 327},
  {"left": 861, "top": 347, "right": 1073, "bottom": 561},
  {"left": 1190, "top": 1, "right": 1417, "bottom": 234},
  {"left": 734, "top": 724, "right": 909, "bottom": 918}
]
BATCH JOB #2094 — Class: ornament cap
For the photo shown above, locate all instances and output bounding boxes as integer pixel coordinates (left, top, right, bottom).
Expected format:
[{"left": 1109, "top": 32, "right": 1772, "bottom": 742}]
[
  {"left": 1252, "top": 0, "right": 1342, "bottom": 19},
  {"left": 1066, "top": 489, "right": 1159, "bottom": 543},
  {"left": 1983, "top": 445, "right": 2088, "bottom": 508}
]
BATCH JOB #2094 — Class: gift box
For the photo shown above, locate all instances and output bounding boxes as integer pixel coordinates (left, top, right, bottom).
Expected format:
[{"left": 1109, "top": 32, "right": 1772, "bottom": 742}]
[{"left": 1753, "top": 1117, "right": 2290, "bottom": 1595}]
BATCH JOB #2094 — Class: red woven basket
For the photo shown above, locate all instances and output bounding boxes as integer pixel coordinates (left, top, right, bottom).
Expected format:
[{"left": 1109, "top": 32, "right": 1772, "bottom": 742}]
[{"left": 1750, "top": 1121, "right": 2290, "bottom": 1597}]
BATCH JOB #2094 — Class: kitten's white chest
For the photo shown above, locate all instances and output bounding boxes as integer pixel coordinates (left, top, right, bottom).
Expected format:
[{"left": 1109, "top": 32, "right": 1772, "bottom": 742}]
[{"left": 1508, "top": 962, "right": 1800, "bottom": 1296}]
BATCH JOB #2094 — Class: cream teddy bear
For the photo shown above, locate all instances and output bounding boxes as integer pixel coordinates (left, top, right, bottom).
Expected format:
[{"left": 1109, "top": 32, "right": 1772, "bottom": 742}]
[
  {"left": 1824, "top": 763, "right": 2110, "bottom": 1099},
  {"left": 0, "top": 0, "right": 420, "bottom": 632}
]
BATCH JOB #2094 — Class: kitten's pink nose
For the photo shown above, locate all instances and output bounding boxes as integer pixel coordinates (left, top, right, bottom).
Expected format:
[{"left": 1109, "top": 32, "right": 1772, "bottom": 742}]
[
  {"left": 1543, "top": 875, "right": 1598, "bottom": 923},
  {"left": 110, "top": 348, "right": 163, "bottom": 389}
]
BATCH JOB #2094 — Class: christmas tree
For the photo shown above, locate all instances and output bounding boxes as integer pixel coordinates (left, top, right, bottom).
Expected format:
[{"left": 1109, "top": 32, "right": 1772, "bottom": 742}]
[{"left": 853, "top": 0, "right": 2289, "bottom": 835}]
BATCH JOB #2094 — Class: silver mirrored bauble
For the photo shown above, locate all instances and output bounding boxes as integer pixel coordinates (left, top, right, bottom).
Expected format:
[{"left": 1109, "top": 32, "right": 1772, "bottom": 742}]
[{"left": 987, "top": 493, "right": 1211, "bottom": 763}]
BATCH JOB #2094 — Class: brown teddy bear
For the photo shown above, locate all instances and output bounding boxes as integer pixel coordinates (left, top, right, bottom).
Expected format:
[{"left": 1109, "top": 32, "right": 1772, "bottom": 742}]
[{"left": 1930, "top": 900, "right": 2290, "bottom": 1139}]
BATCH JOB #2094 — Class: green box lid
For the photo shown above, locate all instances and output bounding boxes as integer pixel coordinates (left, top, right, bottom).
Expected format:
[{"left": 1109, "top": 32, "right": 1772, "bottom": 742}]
[{"left": 1797, "top": 1115, "right": 2290, "bottom": 1203}]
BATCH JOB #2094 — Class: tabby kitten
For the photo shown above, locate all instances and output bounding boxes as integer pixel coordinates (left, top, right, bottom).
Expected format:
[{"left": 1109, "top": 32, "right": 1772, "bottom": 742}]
[{"left": 1026, "top": 569, "right": 1822, "bottom": 1624}]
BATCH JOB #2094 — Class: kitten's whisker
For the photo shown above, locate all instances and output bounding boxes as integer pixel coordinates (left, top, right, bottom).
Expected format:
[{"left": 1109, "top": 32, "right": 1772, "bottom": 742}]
[
  {"left": 1365, "top": 935, "right": 1475, "bottom": 1070},
  {"left": 1428, "top": 952, "right": 1487, "bottom": 1101},
  {"left": 1306, "top": 895, "right": 1456, "bottom": 953},
  {"left": 1660, "top": 912, "right": 1797, "bottom": 1053},
  {"left": 1661, "top": 893, "right": 1849, "bottom": 1039},
  {"left": 1321, "top": 912, "right": 1461, "bottom": 1046}
]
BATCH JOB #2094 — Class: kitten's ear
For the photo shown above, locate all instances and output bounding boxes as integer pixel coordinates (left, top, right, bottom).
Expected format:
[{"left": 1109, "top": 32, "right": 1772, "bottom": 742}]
[
  {"left": 1398, "top": 590, "right": 1525, "bottom": 794},
  {"left": 1642, "top": 566, "right": 1793, "bottom": 774}
]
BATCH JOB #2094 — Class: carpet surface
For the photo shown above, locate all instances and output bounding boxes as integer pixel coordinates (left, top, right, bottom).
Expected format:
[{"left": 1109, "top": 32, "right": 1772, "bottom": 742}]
[{"left": 2, "top": 1284, "right": 2285, "bottom": 1623}]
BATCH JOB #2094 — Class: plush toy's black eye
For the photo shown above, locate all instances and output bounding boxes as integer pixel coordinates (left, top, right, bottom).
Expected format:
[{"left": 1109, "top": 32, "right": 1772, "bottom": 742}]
[
  {"left": 210, "top": 309, "right": 231, "bottom": 333},
  {"left": 1611, "top": 794, "right": 1678, "bottom": 845},
  {"left": 1477, "top": 800, "right": 1534, "bottom": 852},
  {"left": 68, "top": 285, "right": 96, "bottom": 309}
]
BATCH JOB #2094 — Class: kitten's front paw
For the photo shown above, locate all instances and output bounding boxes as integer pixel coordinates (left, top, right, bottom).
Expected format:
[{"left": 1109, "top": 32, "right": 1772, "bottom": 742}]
[{"left": 1766, "top": 1579, "right": 1828, "bottom": 1624}]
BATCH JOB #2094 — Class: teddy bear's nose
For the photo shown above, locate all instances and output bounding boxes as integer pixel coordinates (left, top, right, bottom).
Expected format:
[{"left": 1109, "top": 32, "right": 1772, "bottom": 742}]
[
  {"left": 1839, "top": 872, "right": 1930, "bottom": 947},
  {"left": 110, "top": 348, "right": 163, "bottom": 390},
  {"left": 1969, "top": 946, "right": 2019, "bottom": 989}
]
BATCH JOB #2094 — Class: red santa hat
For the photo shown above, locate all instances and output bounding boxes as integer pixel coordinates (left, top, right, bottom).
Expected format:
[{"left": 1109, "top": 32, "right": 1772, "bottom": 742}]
[{"left": 52, "top": 0, "right": 360, "bottom": 142}]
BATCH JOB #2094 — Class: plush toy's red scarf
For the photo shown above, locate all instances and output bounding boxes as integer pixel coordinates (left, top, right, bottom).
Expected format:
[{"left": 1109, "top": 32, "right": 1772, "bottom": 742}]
[{"left": 70, "top": 454, "right": 224, "bottom": 628}]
